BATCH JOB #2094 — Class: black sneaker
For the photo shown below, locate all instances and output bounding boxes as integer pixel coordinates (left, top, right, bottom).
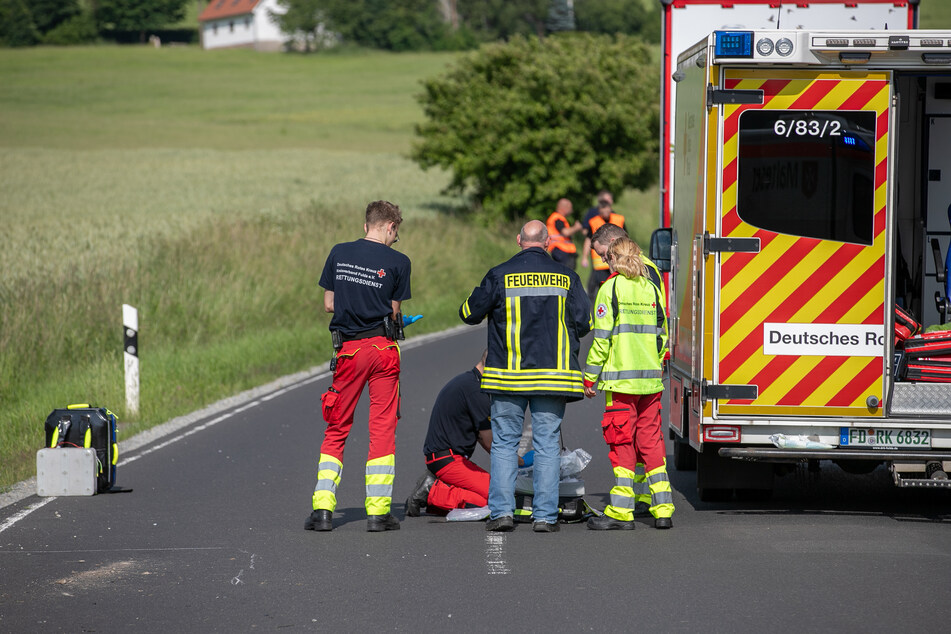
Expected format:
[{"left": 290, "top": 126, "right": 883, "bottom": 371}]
[
  {"left": 586, "top": 514, "right": 635, "bottom": 531},
  {"left": 305, "top": 509, "right": 333, "bottom": 532},
  {"left": 367, "top": 513, "right": 401, "bottom": 532},
  {"left": 485, "top": 516, "right": 515, "bottom": 532},
  {"left": 532, "top": 521, "right": 560, "bottom": 533},
  {"left": 405, "top": 472, "right": 436, "bottom": 517}
]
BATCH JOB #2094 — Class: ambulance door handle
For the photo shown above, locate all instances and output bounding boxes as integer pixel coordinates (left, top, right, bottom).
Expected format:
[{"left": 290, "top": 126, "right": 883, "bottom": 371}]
[
  {"left": 707, "top": 86, "right": 764, "bottom": 107},
  {"left": 703, "top": 232, "right": 761, "bottom": 257},
  {"left": 931, "top": 238, "right": 945, "bottom": 284}
]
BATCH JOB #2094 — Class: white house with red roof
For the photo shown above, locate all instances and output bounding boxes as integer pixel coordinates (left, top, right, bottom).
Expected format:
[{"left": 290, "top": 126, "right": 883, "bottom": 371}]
[{"left": 198, "top": 0, "right": 286, "bottom": 51}]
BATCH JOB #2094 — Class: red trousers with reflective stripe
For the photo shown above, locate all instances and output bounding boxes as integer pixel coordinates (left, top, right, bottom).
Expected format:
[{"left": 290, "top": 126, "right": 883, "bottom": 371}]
[
  {"left": 320, "top": 336, "right": 400, "bottom": 461},
  {"left": 426, "top": 455, "right": 489, "bottom": 511},
  {"left": 601, "top": 392, "right": 664, "bottom": 474}
]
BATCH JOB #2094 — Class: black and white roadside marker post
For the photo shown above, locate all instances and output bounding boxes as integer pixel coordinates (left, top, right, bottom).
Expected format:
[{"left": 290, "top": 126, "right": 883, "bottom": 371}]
[{"left": 123, "top": 304, "right": 139, "bottom": 417}]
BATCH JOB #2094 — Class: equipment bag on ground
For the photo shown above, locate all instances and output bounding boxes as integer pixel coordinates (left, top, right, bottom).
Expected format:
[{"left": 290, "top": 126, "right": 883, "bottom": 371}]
[{"left": 44, "top": 404, "right": 119, "bottom": 493}]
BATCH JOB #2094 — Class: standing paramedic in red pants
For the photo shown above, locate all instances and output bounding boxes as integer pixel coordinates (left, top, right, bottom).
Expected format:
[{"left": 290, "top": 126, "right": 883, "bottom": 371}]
[
  {"left": 404, "top": 350, "right": 493, "bottom": 516},
  {"left": 305, "top": 200, "right": 411, "bottom": 533},
  {"left": 583, "top": 237, "right": 674, "bottom": 530}
]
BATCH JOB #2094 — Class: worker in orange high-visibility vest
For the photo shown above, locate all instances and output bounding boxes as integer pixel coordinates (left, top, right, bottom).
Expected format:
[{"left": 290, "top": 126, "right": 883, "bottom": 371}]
[
  {"left": 580, "top": 190, "right": 625, "bottom": 303},
  {"left": 545, "top": 198, "right": 584, "bottom": 270}
]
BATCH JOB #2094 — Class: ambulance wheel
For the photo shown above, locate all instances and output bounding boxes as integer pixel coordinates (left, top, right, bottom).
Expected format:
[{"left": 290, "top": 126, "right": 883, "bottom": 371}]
[
  {"left": 697, "top": 487, "right": 732, "bottom": 502},
  {"left": 735, "top": 488, "right": 772, "bottom": 502},
  {"left": 673, "top": 436, "right": 696, "bottom": 471}
]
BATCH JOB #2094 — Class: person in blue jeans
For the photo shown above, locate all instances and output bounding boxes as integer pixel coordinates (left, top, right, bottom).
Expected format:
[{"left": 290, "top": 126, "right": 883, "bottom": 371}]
[{"left": 460, "top": 220, "right": 592, "bottom": 532}]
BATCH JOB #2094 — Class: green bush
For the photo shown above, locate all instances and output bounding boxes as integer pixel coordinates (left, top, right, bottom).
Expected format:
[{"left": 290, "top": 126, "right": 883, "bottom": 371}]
[
  {"left": 42, "top": 12, "right": 98, "bottom": 45},
  {"left": 411, "top": 32, "right": 659, "bottom": 223}
]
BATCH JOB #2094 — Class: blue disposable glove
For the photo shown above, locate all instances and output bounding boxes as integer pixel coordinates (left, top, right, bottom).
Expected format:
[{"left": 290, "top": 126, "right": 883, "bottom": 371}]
[
  {"left": 403, "top": 314, "right": 423, "bottom": 326},
  {"left": 520, "top": 450, "right": 534, "bottom": 467}
]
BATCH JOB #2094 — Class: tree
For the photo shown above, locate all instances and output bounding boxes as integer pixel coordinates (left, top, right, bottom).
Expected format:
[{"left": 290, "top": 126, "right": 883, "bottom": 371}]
[
  {"left": 27, "top": 0, "right": 80, "bottom": 35},
  {"left": 95, "top": 0, "right": 188, "bottom": 42},
  {"left": 574, "top": 0, "right": 660, "bottom": 42},
  {"left": 411, "top": 33, "right": 659, "bottom": 223},
  {"left": 0, "top": 0, "right": 39, "bottom": 46},
  {"left": 457, "top": 0, "right": 549, "bottom": 41},
  {"left": 326, "top": 0, "right": 457, "bottom": 52},
  {"left": 269, "top": 0, "right": 329, "bottom": 52},
  {"left": 273, "top": 0, "right": 458, "bottom": 52}
]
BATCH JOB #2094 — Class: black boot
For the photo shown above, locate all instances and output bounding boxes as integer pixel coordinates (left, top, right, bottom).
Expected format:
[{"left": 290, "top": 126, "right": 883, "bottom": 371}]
[
  {"left": 586, "top": 514, "right": 635, "bottom": 530},
  {"left": 305, "top": 509, "right": 333, "bottom": 532},
  {"left": 405, "top": 472, "right": 436, "bottom": 517},
  {"left": 367, "top": 513, "right": 401, "bottom": 532}
]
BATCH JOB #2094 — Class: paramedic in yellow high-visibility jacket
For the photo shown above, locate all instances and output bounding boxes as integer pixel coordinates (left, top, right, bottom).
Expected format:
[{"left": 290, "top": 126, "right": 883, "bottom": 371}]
[{"left": 583, "top": 237, "right": 675, "bottom": 530}]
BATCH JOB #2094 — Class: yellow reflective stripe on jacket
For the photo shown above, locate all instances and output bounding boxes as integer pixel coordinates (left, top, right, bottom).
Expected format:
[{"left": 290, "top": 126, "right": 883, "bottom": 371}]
[
  {"left": 482, "top": 366, "right": 584, "bottom": 395},
  {"left": 506, "top": 296, "right": 519, "bottom": 370}
]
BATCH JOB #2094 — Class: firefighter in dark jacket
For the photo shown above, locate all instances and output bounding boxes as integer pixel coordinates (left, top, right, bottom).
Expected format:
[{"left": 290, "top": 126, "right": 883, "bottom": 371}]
[{"left": 460, "top": 220, "right": 592, "bottom": 533}]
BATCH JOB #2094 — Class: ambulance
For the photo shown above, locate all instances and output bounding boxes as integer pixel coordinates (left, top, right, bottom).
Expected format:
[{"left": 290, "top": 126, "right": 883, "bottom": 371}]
[{"left": 649, "top": 0, "right": 951, "bottom": 498}]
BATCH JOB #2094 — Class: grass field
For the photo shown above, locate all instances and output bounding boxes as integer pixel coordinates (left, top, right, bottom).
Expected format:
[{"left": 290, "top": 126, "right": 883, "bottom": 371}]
[
  {"left": 0, "top": 46, "right": 502, "bottom": 488},
  {"left": 920, "top": 1, "right": 951, "bottom": 29},
  {"left": 0, "top": 45, "right": 659, "bottom": 490}
]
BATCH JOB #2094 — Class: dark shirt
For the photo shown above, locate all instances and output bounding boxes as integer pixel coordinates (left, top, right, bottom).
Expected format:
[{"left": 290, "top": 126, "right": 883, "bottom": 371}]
[
  {"left": 582, "top": 207, "right": 599, "bottom": 238},
  {"left": 319, "top": 239, "right": 411, "bottom": 337},
  {"left": 422, "top": 367, "right": 491, "bottom": 458}
]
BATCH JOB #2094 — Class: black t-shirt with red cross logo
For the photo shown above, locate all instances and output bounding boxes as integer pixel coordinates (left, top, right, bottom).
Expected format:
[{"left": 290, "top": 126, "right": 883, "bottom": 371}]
[{"left": 319, "top": 239, "right": 412, "bottom": 337}]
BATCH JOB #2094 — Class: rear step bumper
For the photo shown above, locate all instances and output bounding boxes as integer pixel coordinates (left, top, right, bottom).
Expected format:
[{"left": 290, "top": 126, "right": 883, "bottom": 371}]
[
  {"left": 893, "top": 474, "right": 951, "bottom": 488},
  {"left": 718, "top": 447, "right": 951, "bottom": 462}
]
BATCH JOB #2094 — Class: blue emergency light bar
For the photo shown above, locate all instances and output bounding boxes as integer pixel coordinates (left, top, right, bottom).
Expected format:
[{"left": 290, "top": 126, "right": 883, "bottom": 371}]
[{"left": 715, "top": 31, "right": 754, "bottom": 58}]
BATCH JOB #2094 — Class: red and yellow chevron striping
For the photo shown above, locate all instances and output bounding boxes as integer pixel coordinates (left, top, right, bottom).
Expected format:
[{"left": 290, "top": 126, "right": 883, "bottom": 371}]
[{"left": 716, "top": 70, "right": 890, "bottom": 416}]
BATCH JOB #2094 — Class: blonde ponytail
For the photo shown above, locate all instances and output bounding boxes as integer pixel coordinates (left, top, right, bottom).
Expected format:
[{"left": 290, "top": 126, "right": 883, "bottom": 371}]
[{"left": 608, "top": 237, "right": 646, "bottom": 279}]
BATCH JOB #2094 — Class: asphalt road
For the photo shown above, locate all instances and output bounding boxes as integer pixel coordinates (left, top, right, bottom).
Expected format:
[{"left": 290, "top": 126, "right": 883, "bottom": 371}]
[{"left": 2, "top": 325, "right": 950, "bottom": 632}]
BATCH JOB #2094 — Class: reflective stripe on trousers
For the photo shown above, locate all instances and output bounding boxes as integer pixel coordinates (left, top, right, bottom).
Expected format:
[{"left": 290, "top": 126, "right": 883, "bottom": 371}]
[
  {"left": 647, "top": 463, "right": 674, "bottom": 519},
  {"left": 312, "top": 454, "right": 343, "bottom": 512},
  {"left": 365, "top": 454, "right": 395, "bottom": 515},
  {"left": 634, "top": 462, "right": 650, "bottom": 504},
  {"left": 604, "top": 465, "right": 638, "bottom": 522}
]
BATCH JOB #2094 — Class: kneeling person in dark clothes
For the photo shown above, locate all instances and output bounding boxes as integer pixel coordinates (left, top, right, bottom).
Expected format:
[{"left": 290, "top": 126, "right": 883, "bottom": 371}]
[{"left": 406, "top": 351, "right": 494, "bottom": 515}]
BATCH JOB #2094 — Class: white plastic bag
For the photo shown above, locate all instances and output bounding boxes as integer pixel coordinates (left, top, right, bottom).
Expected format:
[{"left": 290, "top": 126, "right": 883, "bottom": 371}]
[
  {"left": 769, "top": 433, "right": 833, "bottom": 450},
  {"left": 560, "top": 448, "right": 592, "bottom": 477},
  {"left": 446, "top": 506, "right": 490, "bottom": 522}
]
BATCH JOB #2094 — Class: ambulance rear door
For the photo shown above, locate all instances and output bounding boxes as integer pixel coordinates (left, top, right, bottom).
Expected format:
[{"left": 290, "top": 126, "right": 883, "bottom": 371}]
[{"left": 713, "top": 67, "right": 891, "bottom": 419}]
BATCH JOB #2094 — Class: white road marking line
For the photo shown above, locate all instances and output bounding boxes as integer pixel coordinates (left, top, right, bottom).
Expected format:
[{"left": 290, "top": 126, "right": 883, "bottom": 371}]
[
  {"left": 484, "top": 533, "right": 511, "bottom": 575},
  {"left": 0, "top": 498, "right": 54, "bottom": 534},
  {"left": 0, "top": 325, "right": 480, "bottom": 533}
]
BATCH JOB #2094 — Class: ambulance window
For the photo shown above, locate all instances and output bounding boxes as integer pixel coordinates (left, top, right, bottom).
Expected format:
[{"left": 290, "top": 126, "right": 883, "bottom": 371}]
[{"left": 736, "top": 110, "right": 876, "bottom": 245}]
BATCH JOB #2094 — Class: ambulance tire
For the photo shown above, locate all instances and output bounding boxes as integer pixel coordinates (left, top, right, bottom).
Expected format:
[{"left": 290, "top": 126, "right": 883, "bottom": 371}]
[
  {"left": 696, "top": 445, "right": 733, "bottom": 502},
  {"left": 697, "top": 486, "right": 732, "bottom": 502},
  {"left": 672, "top": 436, "right": 697, "bottom": 471},
  {"left": 735, "top": 488, "right": 772, "bottom": 502}
]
